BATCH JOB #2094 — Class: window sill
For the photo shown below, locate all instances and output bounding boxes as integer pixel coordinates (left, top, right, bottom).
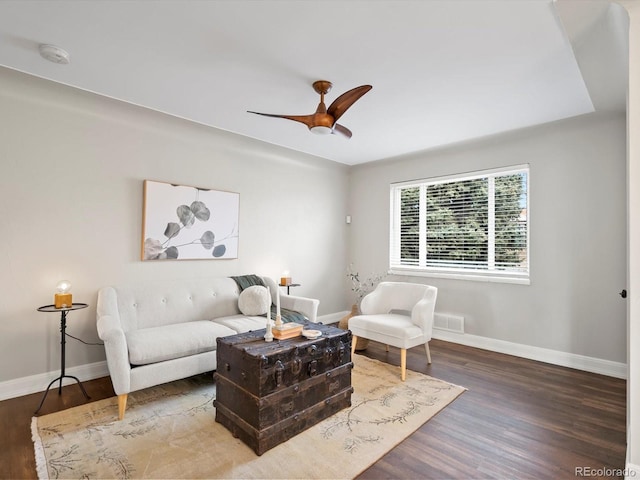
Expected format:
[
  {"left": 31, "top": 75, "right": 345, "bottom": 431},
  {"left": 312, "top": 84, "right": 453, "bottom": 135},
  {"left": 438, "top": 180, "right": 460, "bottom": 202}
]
[{"left": 388, "top": 268, "right": 530, "bottom": 285}]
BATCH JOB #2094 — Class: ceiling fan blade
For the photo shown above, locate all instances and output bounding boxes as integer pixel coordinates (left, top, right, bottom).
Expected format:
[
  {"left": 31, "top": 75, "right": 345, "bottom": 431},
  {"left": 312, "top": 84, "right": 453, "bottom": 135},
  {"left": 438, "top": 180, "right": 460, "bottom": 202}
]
[
  {"left": 327, "top": 85, "right": 372, "bottom": 124},
  {"left": 247, "top": 111, "right": 315, "bottom": 129},
  {"left": 332, "top": 123, "right": 353, "bottom": 139}
]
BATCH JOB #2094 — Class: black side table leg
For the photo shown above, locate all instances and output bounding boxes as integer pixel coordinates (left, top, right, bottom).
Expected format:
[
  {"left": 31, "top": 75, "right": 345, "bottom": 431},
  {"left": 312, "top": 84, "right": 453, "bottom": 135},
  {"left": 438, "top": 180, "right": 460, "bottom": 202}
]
[
  {"left": 69, "top": 375, "right": 90, "bottom": 400},
  {"left": 34, "top": 375, "right": 91, "bottom": 415},
  {"left": 34, "top": 308, "right": 91, "bottom": 415},
  {"left": 34, "top": 376, "right": 61, "bottom": 414}
]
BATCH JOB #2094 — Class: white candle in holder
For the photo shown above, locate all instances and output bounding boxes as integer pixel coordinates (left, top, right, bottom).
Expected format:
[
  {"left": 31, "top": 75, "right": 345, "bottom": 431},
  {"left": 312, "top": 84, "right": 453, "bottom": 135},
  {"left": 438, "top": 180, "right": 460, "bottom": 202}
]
[
  {"left": 264, "top": 290, "right": 274, "bottom": 341},
  {"left": 274, "top": 287, "right": 284, "bottom": 328},
  {"left": 267, "top": 290, "right": 271, "bottom": 321},
  {"left": 264, "top": 319, "right": 273, "bottom": 342}
]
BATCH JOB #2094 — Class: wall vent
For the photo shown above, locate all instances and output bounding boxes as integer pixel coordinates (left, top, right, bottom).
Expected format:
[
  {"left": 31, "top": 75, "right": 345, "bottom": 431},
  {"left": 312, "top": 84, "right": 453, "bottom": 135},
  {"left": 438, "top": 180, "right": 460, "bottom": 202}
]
[{"left": 433, "top": 313, "right": 465, "bottom": 334}]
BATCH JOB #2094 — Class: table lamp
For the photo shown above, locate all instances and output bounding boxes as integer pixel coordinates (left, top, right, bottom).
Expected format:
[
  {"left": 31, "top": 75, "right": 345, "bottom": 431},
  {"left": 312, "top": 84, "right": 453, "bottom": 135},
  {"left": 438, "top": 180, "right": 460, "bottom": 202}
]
[
  {"left": 280, "top": 271, "right": 292, "bottom": 286},
  {"left": 55, "top": 280, "right": 72, "bottom": 308}
]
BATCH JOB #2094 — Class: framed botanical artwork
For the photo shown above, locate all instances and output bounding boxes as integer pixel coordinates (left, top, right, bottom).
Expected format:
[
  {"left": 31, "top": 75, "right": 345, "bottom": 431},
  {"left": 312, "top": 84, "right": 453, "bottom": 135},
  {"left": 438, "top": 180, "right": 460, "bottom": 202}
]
[{"left": 142, "top": 180, "right": 239, "bottom": 260}]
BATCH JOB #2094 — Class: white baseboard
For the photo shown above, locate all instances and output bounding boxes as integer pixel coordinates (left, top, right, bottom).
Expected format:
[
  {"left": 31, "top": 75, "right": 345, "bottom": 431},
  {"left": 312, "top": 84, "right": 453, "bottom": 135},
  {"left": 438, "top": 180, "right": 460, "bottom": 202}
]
[
  {"left": 317, "top": 311, "right": 349, "bottom": 325},
  {"left": 0, "top": 360, "right": 109, "bottom": 402},
  {"left": 626, "top": 463, "right": 640, "bottom": 480},
  {"left": 432, "top": 330, "right": 627, "bottom": 379}
]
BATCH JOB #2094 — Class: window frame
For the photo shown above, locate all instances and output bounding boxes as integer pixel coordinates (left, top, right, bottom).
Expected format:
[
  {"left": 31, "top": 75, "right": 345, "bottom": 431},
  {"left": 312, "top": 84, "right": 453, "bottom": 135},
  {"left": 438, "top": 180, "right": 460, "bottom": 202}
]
[{"left": 389, "top": 164, "right": 530, "bottom": 285}]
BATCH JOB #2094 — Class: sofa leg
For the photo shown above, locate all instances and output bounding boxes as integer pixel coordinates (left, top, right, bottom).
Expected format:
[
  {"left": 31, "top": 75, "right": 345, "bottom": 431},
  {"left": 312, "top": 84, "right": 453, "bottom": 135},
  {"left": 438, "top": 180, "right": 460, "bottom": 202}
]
[
  {"left": 351, "top": 336, "right": 358, "bottom": 359},
  {"left": 400, "top": 348, "right": 407, "bottom": 382},
  {"left": 118, "top": 394, "right": 128, "bottom": 420},
  {"left": 425, "top": 342, "right": 432, "bottom": 364}
]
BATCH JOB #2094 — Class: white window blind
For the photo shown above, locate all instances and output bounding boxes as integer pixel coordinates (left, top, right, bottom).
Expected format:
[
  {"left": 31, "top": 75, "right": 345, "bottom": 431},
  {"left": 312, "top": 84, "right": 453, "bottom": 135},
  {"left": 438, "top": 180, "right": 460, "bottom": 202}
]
[{"left": 390, "top": 165, "right": 529, "bottom": 282}]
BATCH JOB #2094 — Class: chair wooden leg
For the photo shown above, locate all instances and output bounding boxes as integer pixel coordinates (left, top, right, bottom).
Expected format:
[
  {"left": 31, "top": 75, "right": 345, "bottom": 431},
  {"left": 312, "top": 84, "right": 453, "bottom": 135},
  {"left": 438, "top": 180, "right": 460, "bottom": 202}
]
[
  {"left": 385, "top": 344, "right": 390, "bottom": 352},
  {"left": 351, "top": 335, "right": 358, "bottom": 358},
  {"left": 118, "top": 394, "right": 128, "bottom": 420},
  {"left": 400, "top": 348, "right": 407, "bottom": 381},
  {"left": 425, "top": 341, "right": 432, "bottom": 364}
]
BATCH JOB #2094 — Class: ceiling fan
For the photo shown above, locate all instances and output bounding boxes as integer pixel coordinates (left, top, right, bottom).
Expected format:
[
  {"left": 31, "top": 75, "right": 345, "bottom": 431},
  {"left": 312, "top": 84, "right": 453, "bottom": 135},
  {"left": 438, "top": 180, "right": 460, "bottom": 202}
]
[{"left": 248, "top": 80, "right": 372, "bottom": 139}]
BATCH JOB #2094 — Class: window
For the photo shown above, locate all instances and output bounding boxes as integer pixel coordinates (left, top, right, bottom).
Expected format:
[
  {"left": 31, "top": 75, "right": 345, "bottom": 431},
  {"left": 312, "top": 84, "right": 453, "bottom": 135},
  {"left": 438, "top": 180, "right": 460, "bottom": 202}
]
[{"left": 389, "top": 165, "right": 529, "bottom": 284}]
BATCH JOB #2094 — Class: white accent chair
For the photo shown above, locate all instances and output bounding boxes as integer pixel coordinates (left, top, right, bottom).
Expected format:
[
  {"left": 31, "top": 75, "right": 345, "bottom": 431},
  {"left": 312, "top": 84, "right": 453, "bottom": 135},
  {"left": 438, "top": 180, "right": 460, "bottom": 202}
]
[{"left": 348, "top": 282, "right": 437, "bottom": 381}]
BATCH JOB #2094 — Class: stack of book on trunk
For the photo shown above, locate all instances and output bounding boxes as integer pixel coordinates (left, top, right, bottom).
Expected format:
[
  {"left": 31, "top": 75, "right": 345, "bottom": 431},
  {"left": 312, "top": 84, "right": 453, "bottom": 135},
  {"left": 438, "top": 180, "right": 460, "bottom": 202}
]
[{"left": 272, "top": 322, "right": 303, "bottom": 340}]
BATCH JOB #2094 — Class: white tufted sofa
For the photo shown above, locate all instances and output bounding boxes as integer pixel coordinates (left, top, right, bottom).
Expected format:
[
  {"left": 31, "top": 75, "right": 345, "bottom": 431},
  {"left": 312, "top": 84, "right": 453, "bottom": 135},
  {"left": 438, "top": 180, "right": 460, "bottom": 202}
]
[{"left": 96, "top": 276, "right": 319, "bottom": 419}]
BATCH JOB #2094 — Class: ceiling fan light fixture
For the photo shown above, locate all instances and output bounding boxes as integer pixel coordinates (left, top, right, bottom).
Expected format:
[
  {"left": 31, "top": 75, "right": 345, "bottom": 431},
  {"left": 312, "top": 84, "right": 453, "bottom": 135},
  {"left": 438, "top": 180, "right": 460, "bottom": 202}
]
[{"left": 310, "top": 125, "right": 332, "bottom": 135}]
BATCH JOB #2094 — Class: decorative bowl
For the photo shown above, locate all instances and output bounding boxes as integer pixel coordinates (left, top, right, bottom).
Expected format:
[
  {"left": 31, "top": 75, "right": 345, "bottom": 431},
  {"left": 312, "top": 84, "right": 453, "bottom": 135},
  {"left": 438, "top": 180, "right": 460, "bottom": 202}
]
[{"left": 302, "top": 329, "right": 322, "bottom": 340}]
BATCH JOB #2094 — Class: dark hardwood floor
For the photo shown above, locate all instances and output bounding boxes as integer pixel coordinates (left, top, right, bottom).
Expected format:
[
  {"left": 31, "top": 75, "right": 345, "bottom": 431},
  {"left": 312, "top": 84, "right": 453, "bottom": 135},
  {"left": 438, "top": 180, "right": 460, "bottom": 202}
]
[{"left": 1, "top": 339, "right": 626, "bottom": 479}]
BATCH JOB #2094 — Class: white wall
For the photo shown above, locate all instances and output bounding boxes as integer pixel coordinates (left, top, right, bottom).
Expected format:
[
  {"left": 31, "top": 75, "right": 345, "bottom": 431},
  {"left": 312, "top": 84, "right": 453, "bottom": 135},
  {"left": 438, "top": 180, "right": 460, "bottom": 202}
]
[
  {"left": 0, "top": 67, "right": 350, "bottom": 383},
  {"left": 349, "top": 112, "right": 627, "bottom": 364}
]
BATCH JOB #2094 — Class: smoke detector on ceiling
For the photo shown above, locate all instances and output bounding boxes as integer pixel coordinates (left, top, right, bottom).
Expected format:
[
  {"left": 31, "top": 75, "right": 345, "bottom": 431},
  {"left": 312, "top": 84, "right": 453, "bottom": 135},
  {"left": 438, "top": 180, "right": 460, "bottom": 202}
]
[{"left": 38, "top": 44, "right": 70, "bottom": 64}]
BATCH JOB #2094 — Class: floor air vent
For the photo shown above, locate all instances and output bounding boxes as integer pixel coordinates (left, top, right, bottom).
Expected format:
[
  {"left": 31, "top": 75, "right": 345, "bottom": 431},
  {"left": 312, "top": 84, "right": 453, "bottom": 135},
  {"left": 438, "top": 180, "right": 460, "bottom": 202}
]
[{"left": 433, "top": 313, "right": 465, "bottom": 334}]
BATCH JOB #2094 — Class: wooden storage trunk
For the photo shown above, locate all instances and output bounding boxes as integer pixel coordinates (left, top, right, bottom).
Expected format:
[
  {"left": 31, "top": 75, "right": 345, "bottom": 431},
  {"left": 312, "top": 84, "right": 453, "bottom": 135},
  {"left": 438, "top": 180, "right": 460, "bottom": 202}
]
[{"left": 214, "top": 323, "right": 353, "bottom": 455}]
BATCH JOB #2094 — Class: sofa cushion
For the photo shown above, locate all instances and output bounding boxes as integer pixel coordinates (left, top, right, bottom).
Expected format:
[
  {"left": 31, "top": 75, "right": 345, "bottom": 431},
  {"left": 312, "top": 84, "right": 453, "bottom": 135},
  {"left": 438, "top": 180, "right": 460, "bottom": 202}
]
[
  {"left": 213, "top": 314, "right": 268, "bottom": 334},
  {"left": 126, "top": 321, "right": 236, "bottom": 366},
  {"left": 238, "top": 285, "right": 270, "bottom": 316}
]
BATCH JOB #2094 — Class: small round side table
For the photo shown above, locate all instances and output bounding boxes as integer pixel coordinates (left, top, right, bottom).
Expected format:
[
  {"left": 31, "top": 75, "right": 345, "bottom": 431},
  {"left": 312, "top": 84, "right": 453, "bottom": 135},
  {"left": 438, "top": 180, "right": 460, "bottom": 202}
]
[
  {"left": 35, "top": 303, "right": 91, "bottom": 414},
  {"left": 279, "top": 283, "right": 301, "bottom": 295}
]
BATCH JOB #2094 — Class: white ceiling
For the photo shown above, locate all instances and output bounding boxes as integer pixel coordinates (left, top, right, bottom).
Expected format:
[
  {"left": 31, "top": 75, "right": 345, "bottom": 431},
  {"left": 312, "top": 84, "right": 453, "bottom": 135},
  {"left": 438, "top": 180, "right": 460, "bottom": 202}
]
[{"left": 0, "top": 0, "right": 628, "bottom": 165}]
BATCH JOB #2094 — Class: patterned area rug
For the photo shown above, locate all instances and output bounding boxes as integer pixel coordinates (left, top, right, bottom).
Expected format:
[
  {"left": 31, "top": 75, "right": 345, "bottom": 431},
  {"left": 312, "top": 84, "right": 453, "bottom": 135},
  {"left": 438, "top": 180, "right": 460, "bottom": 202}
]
[{"left": 32, "top": 354, "right": 465, "bottom": 479}]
